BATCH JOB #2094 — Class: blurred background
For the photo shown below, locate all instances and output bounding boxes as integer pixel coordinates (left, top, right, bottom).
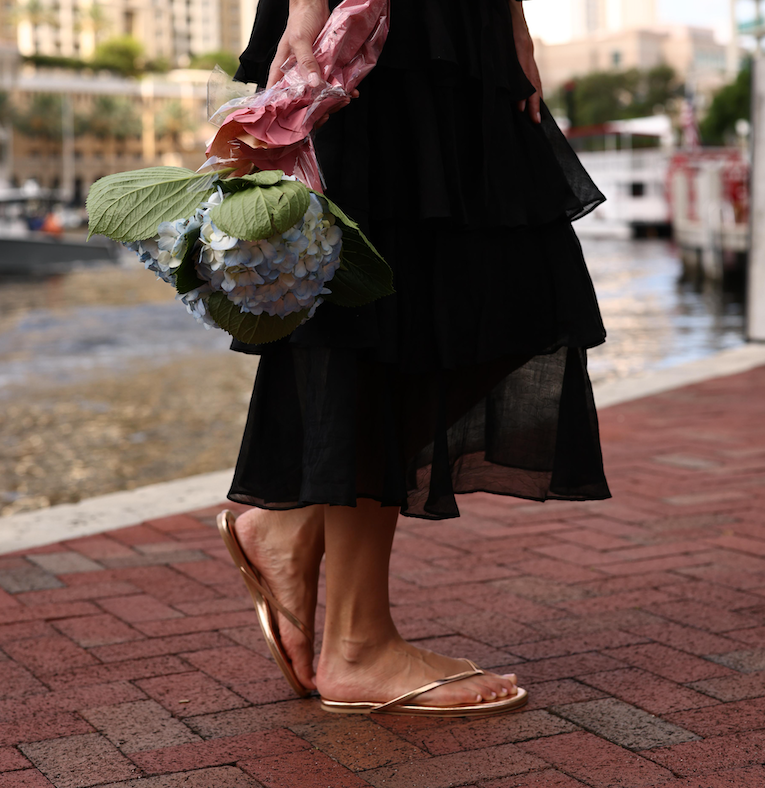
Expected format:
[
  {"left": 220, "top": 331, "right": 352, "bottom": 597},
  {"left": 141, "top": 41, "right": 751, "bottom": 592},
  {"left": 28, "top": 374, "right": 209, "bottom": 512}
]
[{"left": 0, "top": 0, "right": 759, "bottom": 516}]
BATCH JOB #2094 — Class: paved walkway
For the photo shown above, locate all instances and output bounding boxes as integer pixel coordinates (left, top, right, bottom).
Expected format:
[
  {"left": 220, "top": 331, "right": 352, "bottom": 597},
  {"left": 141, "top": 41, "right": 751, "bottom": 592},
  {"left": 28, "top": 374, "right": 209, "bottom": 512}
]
[{"left": 1, "top": 365, "right": 765, "bottom": 787}]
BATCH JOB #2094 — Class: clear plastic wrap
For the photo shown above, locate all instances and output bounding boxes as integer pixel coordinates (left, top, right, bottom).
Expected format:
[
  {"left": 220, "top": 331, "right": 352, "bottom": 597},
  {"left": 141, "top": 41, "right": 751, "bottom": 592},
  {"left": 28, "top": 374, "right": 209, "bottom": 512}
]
[{"left": 205, "top": 0, "right": 390, "bottom": 191}]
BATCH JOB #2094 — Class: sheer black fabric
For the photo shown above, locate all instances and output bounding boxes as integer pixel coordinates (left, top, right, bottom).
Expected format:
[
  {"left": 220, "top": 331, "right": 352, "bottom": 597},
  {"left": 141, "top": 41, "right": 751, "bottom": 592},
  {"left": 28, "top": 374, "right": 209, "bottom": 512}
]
[{"left": 228, "top": 0, "right": 611, "bottom": 518}]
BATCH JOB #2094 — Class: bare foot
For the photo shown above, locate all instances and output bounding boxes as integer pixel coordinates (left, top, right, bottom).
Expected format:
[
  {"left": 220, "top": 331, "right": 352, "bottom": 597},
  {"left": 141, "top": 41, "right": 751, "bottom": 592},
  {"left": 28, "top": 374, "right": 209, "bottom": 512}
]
[
  {"left": 233, "top": 506, "right": 325, "bottom": 691},
  {"left": 316, "top": 637, "right": 519, "bottom": 707}
]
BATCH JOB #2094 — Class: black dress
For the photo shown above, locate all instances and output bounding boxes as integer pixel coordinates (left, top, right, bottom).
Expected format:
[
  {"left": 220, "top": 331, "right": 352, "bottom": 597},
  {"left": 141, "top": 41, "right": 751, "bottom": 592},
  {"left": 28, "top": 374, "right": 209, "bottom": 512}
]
[{"left": 227, "top": 0, "right": 611, "bottom": 519}]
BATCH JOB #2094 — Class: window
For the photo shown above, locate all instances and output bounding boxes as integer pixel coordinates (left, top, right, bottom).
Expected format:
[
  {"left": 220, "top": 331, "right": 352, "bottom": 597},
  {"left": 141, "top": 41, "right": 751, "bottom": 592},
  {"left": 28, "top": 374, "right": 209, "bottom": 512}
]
[
  {"left": 612, "top": 51, "right": 622, "bottom": 67},
  {"left": 630, "top": 182, "right": 646, "bottom": 198}
]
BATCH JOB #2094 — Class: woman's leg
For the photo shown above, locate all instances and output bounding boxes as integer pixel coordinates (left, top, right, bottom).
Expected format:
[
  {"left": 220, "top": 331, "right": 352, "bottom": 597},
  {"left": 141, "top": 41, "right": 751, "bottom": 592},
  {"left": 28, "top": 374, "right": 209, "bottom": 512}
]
[
  {"left": 234, "top": 504, "right": 325, "bottom": 690},
  {"left": 315, "top": 499, "right": 519, "bottom": 706}
]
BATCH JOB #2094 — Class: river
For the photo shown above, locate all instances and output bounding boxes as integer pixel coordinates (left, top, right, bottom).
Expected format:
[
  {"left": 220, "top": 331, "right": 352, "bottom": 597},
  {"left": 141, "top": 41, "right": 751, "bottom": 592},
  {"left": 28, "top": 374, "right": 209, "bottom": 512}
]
[{"left": 0, "top": 238, "right": 747, "bottom": 516}]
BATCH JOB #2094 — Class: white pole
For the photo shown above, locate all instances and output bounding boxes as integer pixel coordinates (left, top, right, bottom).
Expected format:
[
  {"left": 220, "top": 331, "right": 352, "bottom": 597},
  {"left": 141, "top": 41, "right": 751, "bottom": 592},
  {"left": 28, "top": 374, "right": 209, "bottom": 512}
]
[
  {"left": 61, "top": 94, "right": 75, "bottom": 204},
  {"left": 747, "top": 57, "right": 765, "bottom": 341},
  {"left": 728, "top": 0, "right": 739, "bottom": 78}
]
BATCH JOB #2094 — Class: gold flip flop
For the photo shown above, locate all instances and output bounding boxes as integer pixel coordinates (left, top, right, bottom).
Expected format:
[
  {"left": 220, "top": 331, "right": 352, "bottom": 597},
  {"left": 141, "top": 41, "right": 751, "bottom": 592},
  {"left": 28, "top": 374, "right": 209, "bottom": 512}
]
[
  {"left": 320, "top": 660, "right": 528, "bottom": 717},
  {"left": 217, "top": 510, "right": 313, "bottom": 698}
]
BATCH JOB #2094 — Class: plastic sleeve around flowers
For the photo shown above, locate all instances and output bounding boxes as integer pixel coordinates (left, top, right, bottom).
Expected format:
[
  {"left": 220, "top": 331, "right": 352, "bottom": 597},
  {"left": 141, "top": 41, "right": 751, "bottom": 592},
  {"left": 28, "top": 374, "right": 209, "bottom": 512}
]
[{"left": 204, "top": 0, "right": 390, "bottom": 191}]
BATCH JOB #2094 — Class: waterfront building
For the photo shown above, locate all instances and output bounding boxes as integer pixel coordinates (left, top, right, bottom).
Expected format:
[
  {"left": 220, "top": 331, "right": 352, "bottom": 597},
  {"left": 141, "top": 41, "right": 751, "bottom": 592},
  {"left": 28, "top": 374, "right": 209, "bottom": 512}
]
[
  {"left": 534, "top": 24, "right": 728, "bottom": 100},
  {"left": 6, "top": 66, "right": 212, "bottom": 203}
]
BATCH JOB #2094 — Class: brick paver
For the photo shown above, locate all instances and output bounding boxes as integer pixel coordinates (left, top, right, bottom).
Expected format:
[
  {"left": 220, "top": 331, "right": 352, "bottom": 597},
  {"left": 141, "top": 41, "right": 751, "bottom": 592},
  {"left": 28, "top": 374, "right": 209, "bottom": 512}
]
[{"left": 2, "top": 365, "right": 765, "bottom": 786}]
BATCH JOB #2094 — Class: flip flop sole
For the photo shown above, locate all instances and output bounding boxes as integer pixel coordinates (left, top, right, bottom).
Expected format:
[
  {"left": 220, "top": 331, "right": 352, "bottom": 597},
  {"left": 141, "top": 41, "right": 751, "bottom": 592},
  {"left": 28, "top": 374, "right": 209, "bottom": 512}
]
[{"left": 217, "top": 511, "right": 311, "bottom": 699}]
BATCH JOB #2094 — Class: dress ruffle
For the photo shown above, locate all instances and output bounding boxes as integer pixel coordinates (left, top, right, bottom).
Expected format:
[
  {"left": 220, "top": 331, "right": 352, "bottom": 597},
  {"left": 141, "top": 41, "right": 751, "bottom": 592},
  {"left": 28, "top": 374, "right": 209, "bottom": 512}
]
[{"left": 236, "top": 0, "right": 605, "bottom": 229}]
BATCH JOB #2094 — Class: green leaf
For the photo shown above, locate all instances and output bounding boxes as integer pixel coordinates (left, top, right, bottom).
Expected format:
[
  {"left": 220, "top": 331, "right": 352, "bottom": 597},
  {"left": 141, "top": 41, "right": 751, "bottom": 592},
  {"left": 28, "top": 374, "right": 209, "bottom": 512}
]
[
  {"left": 86, "top": 166, "right": 233, "bottom": 242},
  {"left": 210, "top": 180, "right": 311, "bottom": 241},
  {"left": 218, "top": 170, "right": 285, "bottom": 194},
  {"left": 206, "top": 291, "right": 309, "bottom": 344},
  {"left": 315, "top": 192, "right": 395, "bottom": 308},
  {"left": 173, "top": 228, "right": 205, "bottom": 295}
]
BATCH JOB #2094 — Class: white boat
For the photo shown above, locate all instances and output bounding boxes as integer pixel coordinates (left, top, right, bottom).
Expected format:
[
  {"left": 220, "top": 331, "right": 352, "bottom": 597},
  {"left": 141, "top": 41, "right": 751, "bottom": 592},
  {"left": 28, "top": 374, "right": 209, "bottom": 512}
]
[{"left": 566, "top": 116, "right": 674, "bottom": 239}]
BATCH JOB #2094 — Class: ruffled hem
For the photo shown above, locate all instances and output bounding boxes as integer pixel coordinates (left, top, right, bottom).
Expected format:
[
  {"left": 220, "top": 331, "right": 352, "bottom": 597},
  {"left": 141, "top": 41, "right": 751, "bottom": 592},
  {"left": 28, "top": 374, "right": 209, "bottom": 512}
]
[{"left": 228, "top": 346, "right": 610, "bottom": 520}]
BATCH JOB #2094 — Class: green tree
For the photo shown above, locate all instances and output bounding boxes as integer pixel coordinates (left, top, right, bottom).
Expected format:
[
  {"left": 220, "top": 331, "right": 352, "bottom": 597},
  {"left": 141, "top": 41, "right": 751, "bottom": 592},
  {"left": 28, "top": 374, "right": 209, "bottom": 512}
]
[
  {"left": 155, "top": 100, "right": 196, "bottom": 144},
  {"left": 144, "top": 56, "right": 171, "bottom": 74},
  {"left": 92, "top": 35, "right": 144, "bottom": 77},
  {"left": 14, "top": 93, "right": 62, "bottom": 139},
  {"left": 189, "top": 50, "right": 239, "bottom": 76},
  {"left": 700, "top": 62, "right": 751, "bottom": 145},
  {"left": 631, "top": 64, "right": 678, "bottom": 117},
  {"left": 0, "top": 92, "right": 12, "bottom": 125},
  {"left": 85, "top": 96, "right": 141, "bottom": 139},
  {"left": 563, "top": 65, "right": 681, "bottom": 127}
]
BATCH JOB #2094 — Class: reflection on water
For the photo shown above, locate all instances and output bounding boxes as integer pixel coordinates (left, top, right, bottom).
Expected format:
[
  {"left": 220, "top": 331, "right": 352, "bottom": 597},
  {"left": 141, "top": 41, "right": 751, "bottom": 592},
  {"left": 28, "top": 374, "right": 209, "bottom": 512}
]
[
  {"left": 0, "top": 259, "right": 231, "bottom": 393},
  {"left": 0, "top": 238, "right": 748, "bottom": 394},
  {"left": 0, "top": 301, "right": 232, "bottom": 391},
  {"left": 583, "top": 238, "right": 745, "bottom": 386}
]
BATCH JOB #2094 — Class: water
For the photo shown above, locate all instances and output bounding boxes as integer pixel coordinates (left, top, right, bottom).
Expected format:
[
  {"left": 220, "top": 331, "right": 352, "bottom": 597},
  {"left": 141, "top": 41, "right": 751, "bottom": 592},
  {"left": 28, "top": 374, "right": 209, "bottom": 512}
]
[
  {"left": 0, "top": 238, "right": 747, "bottom": 394},
  {"left": 0, "top": 301, "right": 231, "bottom": 391},
  {"left": 0, "top": 259, "right": 232, "bottom": 394},
  {"left": 583, "top": 238, "right": 745, "bottom": 385}
]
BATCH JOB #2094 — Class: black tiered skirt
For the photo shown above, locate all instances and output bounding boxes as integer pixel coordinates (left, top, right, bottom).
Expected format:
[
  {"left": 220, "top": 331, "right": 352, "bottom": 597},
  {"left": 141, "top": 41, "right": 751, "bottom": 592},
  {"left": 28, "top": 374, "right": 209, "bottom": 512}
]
[{"left": 227, "top": 0, "right": 611, "bottom": 519}]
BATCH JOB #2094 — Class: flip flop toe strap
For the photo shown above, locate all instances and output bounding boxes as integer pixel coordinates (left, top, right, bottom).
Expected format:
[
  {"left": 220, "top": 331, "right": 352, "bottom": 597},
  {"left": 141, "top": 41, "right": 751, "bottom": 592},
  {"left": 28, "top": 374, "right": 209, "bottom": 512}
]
[{"left": 373, "top": 667, "right": 486, "bottom": 713}]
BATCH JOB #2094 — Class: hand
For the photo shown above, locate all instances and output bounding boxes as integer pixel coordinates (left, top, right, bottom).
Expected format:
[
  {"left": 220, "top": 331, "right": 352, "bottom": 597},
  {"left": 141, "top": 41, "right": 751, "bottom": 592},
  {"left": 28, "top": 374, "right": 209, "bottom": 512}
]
[
  {"left": 314, "top": 88, "right": 360, "bottom": 129},
  {"left": 266, "top": 0, "right": 359, "bottom": 128},
  {"left": 509, "top": 2, "right": 543, "bottom": 124},
  {"left": 267, "top": 0, "right": 330, "bottom": 89}
]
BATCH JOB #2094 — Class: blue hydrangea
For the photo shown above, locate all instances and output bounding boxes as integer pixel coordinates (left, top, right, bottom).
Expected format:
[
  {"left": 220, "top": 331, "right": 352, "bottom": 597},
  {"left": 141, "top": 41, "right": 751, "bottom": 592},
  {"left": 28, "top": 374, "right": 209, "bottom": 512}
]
[{"left": 123, "top": 186, "right": 343, "bottom": 330}]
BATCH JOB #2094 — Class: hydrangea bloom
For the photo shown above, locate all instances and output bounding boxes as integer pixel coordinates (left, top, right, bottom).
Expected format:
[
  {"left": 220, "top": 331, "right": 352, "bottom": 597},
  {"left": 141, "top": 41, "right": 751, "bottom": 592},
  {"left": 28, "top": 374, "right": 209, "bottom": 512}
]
[{"left": 123, "top": 186, "right": 343, "bottom": 331}]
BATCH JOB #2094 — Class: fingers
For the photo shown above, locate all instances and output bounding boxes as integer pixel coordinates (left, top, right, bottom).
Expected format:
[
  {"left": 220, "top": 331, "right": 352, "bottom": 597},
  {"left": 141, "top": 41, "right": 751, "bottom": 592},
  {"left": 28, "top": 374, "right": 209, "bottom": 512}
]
[
  {"left": 518, "top": 93, "right": 542, "bottom": 124},
  {"left": 528, "top": 91, "right": 542, "bottom": 124},
  {"left": 314, "top": 95, "right": 352, "bottom": 129},
  {"left": 292, "top": 38, "right": 322, "bottom": 87},
  {"left": 267, "top": 38, "right": 292, "bottom": 89}
]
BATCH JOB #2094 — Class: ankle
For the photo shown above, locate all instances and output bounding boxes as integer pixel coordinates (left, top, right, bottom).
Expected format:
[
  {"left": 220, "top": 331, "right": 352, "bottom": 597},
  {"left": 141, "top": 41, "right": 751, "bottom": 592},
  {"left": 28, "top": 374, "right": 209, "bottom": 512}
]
[{"left": 319, "top": 629, "right": 402, "bottom": 670}]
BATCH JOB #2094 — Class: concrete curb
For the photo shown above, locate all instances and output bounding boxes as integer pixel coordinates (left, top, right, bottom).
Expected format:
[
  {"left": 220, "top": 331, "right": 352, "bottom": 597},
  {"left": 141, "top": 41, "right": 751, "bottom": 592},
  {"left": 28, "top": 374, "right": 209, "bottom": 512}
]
[
  {"left": 592, "top": 343, "right": 765, "bottom": 408},
  {"left": 2, "top": 342, "right": 765, "bottom": 554},
  {"left": 0, "top": 470, "right": 233, "bottom": 555}
]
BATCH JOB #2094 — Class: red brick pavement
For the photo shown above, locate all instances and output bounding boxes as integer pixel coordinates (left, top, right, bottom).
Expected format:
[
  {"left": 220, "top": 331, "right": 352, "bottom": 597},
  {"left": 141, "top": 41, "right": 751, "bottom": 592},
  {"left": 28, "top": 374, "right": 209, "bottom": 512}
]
[{"left": 2, "top": 365, "right": 765, "bottom": 787}]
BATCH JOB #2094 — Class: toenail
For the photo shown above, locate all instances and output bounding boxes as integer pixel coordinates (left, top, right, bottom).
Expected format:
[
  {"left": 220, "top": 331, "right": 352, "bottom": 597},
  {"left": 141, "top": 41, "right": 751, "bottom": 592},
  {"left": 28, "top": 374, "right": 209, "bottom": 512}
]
[
  {"left": 499, "top": 687, "right": 508, "bottom": 695},
  {"left": 476, "top": 694, "right": 483, "bottom": 702}
]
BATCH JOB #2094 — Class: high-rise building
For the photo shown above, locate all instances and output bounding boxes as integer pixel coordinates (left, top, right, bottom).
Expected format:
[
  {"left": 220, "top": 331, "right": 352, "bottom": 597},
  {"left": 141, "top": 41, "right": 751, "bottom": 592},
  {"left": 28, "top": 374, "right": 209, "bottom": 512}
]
[
  {"left": 4, "top": 0, "right": 258, "bottom": 66},
  {"left": 572, "top": 0, "right": 657, "bottom": 38}
]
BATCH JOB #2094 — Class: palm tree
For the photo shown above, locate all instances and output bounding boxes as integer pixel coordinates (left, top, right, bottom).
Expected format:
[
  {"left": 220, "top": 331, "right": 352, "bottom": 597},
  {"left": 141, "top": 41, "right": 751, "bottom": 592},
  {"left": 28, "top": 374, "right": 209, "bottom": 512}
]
[
  {"left": 155, "top": 100, "right": 196, "bottom": 147},
  {"left": 74, "top": 2, "right": 111, "bottom": 55},
  {"left": 13, "top": 0, "right": 59, "bottom": 56},
  {"left": 86, "top": 96, "right": 141, "bottom": 140},
  {"left": 14, "top": 93, "right": 62, "bottom": 140}
]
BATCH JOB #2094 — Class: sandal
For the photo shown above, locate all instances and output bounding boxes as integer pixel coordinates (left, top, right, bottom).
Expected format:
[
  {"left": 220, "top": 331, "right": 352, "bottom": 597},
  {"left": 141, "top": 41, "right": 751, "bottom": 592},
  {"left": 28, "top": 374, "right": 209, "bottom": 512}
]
[
  {"left": 217, "top": 510, "right": 313, "bottom": 698},
  {"left": 320, "top": 660, "right": 528, "bottom": 717}
]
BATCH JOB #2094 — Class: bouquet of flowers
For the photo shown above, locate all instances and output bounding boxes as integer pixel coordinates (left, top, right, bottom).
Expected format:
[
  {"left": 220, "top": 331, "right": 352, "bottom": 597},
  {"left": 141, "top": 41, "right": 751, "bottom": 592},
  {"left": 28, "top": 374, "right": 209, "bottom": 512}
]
[{"left": 86, "top": 0, "right": 391, "bottom": 345}]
